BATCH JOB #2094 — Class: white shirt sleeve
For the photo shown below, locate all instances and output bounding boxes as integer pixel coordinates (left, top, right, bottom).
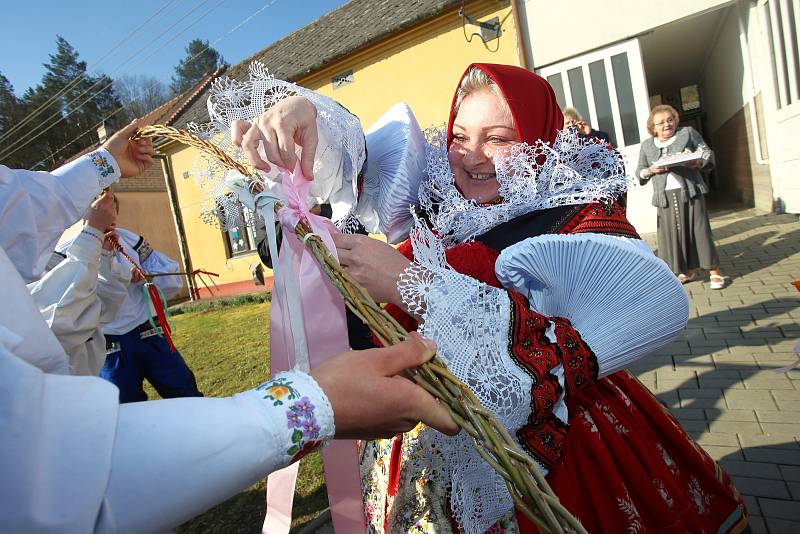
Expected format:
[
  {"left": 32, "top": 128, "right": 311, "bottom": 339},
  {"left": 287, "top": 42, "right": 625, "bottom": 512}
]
[
  {"left": 140, "top": 247, "right": 183, "bottom": 299},
  {"left": 97, "top": 250, "right": 130, "bottom": 325},
  {"left": 27, "top": 227, "right": 104, "bottom": 362},
  {"left": 1, "top": 327, "right": 335, "bottom": 534},
  {"left": 0, "top": 148, "right": 121, "bottom": 282}
]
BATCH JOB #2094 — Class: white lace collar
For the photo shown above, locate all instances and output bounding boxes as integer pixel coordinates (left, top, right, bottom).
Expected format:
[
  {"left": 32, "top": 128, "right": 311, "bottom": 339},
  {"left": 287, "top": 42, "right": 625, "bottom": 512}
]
[
  {"left": 653, "top": 135, "right": 677, "bottom": 148},
  {"left": 419, "top": 128, "right": 629, "bottom": 245}
]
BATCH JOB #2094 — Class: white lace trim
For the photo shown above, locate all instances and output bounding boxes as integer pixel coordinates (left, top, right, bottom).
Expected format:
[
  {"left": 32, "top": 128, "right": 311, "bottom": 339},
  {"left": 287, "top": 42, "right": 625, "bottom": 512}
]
[
  {"left": 186, "top": 62, "right": 365, "bottom": 231},
  {"left": 419, "top": 127, "right": 628, "bottom": 244},
  {"left": 396, "top": 219, "right": 545, "bottom": 534}
]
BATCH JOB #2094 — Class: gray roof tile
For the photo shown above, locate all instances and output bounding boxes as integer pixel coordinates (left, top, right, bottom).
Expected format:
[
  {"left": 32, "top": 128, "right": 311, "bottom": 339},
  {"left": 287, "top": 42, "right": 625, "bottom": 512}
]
[{"left": 173, "top": 0, "right": 461, "bottom": 128}]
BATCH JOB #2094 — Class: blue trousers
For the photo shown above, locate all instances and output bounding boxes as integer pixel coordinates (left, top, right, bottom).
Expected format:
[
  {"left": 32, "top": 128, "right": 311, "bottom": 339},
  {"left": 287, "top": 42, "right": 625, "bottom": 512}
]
[{"left": 102, "top": 327, "right": 202, "bottom": 403}]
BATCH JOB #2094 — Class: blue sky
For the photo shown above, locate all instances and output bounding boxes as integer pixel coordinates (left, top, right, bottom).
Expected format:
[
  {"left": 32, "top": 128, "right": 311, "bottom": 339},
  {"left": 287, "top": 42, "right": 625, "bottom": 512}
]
[{"left": 1, "top": 0, "right": 348, "bottom": 95}]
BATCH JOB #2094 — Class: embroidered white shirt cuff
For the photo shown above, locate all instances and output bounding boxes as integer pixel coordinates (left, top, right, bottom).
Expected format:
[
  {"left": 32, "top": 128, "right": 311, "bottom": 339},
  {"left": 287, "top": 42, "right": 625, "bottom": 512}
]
[
  {"left": 236, "top": 370, "right": 335, "bottom": 468},
  {"left": 75, "top": 148, "right": 121, "bottom": 189}
]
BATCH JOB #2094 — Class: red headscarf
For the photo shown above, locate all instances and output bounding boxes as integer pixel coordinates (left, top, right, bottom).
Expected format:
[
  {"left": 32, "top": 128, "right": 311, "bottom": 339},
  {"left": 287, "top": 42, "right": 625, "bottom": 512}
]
[{"left": 447, "top": 63, "right": 564, "bottom": 148}]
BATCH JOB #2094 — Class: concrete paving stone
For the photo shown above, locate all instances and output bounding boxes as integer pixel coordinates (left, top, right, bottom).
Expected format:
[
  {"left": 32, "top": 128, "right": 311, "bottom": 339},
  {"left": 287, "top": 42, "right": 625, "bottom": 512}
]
[
  {"left": 742, "top": 495, "right": 761, "bottom": 516},
  {"left": 713, "top": 353, "right": 758, "bottom": 365},
  {"left": 682, "top": 396, "right": 726, "bottom": 409},
  {"left": 669, "top": 407, "right": 706, "bottom": 420},
  {"left": 676, "top": 420, "right": 708, "bottom": 432},
  {"left": 758, "top": 497, "right": 800, "bottom": 521},
  {"left": 743, "top": 379, "right": 797, "bottom": 390},
  {"left": 683, "top": 387, "right": 726, "bottom": 398},
  {"left": 775, "top": 400, "right": 800, "bottom": 411},
  {"left": 708, "top": 420, "right": 763, "bottom": 434},
  {"left": 696, "top": 432, "right": 740, "bottom": 447},
  {"left": 743, "top": 448, "right": 800, "bottom": 466},
  {"left": 789, "top": 482, "right": 800, "bottom": 500},
  {"left": 706, "top": 326, "right": 746, "bottom": 334},
  {"left": 734, "top": 476, "right": 791, "bottom": 498},
  {"left": 656, "top": 367, "right": 697, "bottom": 379},
  {"left": 770, "top": 340, "right": 800, "bottom": 353},
  {"left": 739, "top": 434, "right": 799, "bottom": 449},
  {"left": 658, "top": 378, "right": 699, "bottom": 390},
  {"left": 780, "top": 465, "right": 800, "bottom": 481},
  {"left": 654, "top": 392, "right": 680, "bottom": 408},
  {"left": 699, "top": 377, "right": 745, "bottom": 389},
  {"left": 764, "top": 516, "right": 800, "bottom": 533},
  {"left": 773, "top": 390, "right": 800, "bottom": 401},
  {"left": 706, "top": 408, "right": 757, "bottom": 421},
  {"left": 748, "top": 515, "right": 767, "bottom": 534},
  {"left": 701, "top": 445, "right": 744, "bottom": 461},
  {"left": 757, "top": 411, "right": 800, "bottom": 423},
  {"left": 758, "top": 423, "right": 800, "bottom": 436},
  {"left": 725, "top": 390, "right": 779, "bottom": 410},
  {"left": 672, "top": 356, "right": 716, "bottom": 371},
  {"left": 755, "top": 356, "right": 800, "bottom": 370},
  {"left": 720, "top": 460, "right": 782, "bottom": 479}
]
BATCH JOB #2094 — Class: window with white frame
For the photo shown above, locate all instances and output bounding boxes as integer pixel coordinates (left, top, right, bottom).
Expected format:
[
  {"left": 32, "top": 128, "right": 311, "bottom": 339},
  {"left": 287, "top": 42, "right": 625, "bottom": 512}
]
[{"left": 763, "top": 0, "right": 800, "bottom": 109}]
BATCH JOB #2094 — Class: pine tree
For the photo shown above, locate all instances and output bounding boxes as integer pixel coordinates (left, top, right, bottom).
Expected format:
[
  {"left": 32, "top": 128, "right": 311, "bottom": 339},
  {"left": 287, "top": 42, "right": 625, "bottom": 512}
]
[
  {"left": 1, "top": 36, "right": 123, "bottom": 169},
  {"left": 171, "top": 38, "right": 225, "bottom": 94}
]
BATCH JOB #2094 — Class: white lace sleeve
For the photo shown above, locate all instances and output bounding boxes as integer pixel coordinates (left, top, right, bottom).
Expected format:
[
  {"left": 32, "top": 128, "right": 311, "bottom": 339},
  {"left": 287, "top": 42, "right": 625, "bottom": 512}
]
[
  {"left": 196, "top": 62, "right": 365, "bottom": 228},
  {"left": 395, "top": 223, "right": 565, "bottom": 534}
]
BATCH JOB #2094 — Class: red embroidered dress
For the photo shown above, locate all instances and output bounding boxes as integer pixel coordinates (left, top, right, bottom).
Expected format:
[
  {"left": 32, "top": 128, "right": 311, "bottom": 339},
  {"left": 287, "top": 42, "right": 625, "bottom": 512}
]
[{"left": 359, "top": 64, "right": 746, "bottom": 534}]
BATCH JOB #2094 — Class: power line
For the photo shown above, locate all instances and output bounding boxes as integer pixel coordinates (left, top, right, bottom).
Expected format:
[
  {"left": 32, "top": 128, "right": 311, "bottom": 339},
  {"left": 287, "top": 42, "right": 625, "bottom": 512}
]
[
  {"left": 0, "top": 0, "right": 226, "bottom": 162},
  {"left": 30, "top": 0, "right": 282, "bottom": 169},
  {"left": 0, "top": 0, "right": 184, "bottom": 145},
  {"left": 0, "top": 0, "right": 217, "bottom": 160}
]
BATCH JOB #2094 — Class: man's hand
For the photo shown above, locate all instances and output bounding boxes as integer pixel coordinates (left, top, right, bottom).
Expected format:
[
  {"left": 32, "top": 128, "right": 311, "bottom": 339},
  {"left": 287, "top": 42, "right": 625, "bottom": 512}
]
[
  {"left": 312, "top": 334, "right": 458, "bottom": 439},
  {"left": 85, "top": 189, "right": 117, "bottom": 232},
  {"left": 102, "top": 119, "right": 155, "bottom": 178},
  {"left": 231, "top": 96, "right": 318, "bottom": 179}
]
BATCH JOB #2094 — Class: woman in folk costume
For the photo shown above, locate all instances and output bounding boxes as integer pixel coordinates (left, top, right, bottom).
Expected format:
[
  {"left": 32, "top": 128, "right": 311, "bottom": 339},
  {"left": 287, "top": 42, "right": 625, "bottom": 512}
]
[
  {"left": 328, "top": 64, "right": 748, "bottom": 533},
  {"left": 206, "top": 62, "right": 746, "bottom": 533}
]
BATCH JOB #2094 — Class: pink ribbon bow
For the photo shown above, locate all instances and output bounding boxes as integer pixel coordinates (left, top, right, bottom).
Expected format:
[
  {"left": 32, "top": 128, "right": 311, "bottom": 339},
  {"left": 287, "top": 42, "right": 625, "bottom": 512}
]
[{"left": 264, "top": 162, "right": 365, "bottom": 533}]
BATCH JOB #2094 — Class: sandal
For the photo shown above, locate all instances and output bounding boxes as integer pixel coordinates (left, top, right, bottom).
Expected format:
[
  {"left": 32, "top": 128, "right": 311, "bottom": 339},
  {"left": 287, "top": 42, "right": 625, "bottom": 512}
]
[
  {"left": 709, "top": 274, "right": 726, "bottom": 290},
  {"left": 677, "top": 273, "right": 696, "bottom": 284}
]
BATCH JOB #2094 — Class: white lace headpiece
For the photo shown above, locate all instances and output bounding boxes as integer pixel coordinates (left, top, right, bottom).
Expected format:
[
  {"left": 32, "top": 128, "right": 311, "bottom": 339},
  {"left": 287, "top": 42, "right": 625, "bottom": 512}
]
[
  {"left": 186, "top": 62, "right": 365, "bottom": 231},
  {"left": 419, "top": 127, "right": 629, "bottom": 244}
]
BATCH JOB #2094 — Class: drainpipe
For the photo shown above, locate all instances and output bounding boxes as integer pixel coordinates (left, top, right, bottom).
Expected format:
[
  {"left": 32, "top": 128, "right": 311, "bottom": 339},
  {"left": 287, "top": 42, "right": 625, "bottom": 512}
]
[
  {"left": 510, "top": 0, "right": 530, "bottom": 69},
  {"left": 155, "top": 153, "right": 197, "bottom": 300},
  {"left": 737, "top": 0, "right": 768, "bottom": 165}
]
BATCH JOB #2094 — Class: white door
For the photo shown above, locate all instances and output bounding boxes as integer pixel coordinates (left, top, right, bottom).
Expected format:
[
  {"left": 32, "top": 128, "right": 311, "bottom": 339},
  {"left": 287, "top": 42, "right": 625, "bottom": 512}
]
[{"left": 537, "top": 39, "right": 656, "bottom": 234}]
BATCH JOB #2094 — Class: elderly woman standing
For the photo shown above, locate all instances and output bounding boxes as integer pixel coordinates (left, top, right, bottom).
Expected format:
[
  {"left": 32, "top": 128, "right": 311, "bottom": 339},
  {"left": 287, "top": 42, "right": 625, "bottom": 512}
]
[{"left": 637, "top": 104, "right": 725, "bottom": 288}]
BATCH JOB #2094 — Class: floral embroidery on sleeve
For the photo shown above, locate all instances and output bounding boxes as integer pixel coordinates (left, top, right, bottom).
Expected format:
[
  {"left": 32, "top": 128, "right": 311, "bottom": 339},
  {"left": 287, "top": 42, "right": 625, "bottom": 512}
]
[
  {"left": 258, "top": 377, "right": 300, "bottom": 406},
  {"left": 253, "top": 374, "right": 332, "bottom": 465},
  {"left": 286, "top": 396, "right": 323, "bottom": 462},
  {"left": 88, "top": 151, "right": 116, "bottom": 178}
]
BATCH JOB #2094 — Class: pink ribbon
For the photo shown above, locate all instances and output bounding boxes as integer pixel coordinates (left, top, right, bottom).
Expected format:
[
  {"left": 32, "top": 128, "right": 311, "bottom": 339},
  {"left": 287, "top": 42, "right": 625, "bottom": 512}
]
[{"left": 264, "top": 162, "right": 365, "bottom": 533}]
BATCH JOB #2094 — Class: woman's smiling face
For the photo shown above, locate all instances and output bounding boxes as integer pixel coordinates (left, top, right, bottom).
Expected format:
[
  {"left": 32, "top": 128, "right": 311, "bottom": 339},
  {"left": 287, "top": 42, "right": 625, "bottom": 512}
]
[{"left": 448, "top": 88, "right": 519, "bottom": 204}]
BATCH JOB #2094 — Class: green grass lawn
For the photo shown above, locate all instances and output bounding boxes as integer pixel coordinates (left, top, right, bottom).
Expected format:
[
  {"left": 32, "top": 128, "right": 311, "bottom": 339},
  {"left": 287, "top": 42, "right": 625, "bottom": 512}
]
[{"left": 145, "top": 301, "right": 329, "bottom": 533}]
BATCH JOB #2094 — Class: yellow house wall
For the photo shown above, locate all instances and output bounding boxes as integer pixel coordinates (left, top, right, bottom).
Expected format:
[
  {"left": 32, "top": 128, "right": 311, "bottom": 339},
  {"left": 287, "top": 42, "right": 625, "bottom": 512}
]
[
  {"left": 167, "top": 0, "right": 521, "bottom": 290},
  {"left": 167, "top": 144, "right": 267, "bottom": 286},
  {"left": 300, "top": 0, "right": 520, "bottom": 129}
]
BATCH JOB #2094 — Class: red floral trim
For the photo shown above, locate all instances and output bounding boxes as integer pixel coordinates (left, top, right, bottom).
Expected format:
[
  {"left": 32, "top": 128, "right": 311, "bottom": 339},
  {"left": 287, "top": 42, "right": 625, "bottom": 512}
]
[
  {"left": 517, "top": 416, "right": 570, "bottom": 469},
  {"left": 551, "top": 316, "right": 598, "bottom": 395},
  {"left": 508, "top": 291, "right": 598, "bottom": 469},
  {"left": 559, "top": 199, "right": 640, "bottom": 239}
]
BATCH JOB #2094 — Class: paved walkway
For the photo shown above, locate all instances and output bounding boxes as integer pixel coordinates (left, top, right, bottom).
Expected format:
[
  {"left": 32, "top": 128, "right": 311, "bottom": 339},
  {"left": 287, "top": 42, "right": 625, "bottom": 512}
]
[
  {"left": 631, "top": 209, "right": 800, "bottom": 534},
  {"left": 302, "top": 209, "right": 800, "bottom": 534}
]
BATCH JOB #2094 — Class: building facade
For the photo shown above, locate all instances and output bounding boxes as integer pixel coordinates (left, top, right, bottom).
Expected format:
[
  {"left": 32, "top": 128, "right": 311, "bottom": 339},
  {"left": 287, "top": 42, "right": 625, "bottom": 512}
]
[
  {"left": 165, "top": 0, "right": 524, "bottom": 297},
  {"left": 519, "top": 0, "right": 799, "bottom": 233}
]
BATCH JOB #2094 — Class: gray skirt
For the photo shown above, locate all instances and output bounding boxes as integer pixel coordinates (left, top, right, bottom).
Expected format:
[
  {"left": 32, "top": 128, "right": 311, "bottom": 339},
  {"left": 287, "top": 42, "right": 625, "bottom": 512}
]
[{"left": 656, "top": 189, "right": 720, "bottom": 274}]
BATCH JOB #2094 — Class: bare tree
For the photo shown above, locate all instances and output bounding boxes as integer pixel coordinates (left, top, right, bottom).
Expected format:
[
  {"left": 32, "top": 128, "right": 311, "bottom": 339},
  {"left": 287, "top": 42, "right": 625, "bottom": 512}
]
[{"left": 114, "top": 74, "right": 171, "bottom": 119}]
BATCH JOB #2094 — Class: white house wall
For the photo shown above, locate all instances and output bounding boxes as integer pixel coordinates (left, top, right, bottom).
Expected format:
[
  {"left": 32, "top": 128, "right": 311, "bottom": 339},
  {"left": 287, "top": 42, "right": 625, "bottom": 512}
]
[{"left": 520, "top": 0, "right": 732, "bottom": 68}]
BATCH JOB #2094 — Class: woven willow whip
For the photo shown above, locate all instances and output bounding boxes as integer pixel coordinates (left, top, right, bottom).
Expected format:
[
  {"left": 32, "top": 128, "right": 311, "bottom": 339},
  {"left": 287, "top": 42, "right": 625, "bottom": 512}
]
[{"left": 131, "top": 125, "right": 586, "bottom": 534}]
